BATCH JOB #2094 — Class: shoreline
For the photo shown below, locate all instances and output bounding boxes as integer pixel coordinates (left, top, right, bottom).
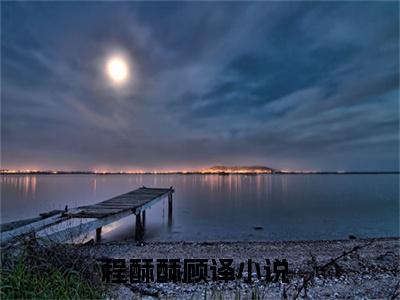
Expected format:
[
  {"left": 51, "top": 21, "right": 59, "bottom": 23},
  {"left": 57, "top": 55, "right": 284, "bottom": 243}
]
[
  {"left": 77, "top": 237, "right": 399, "bottom": 299},
  {"left": 84, "top": 235, "right": 400, "bottom": 245},
  {"left": 1, "top": 172, "right": 399, "bottom": 175}
]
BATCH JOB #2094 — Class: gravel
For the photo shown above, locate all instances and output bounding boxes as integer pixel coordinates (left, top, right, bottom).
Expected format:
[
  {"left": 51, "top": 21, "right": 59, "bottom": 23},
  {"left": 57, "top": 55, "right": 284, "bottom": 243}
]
[{"left": 76, "top": 237, "right": 399, "bottom": 299}]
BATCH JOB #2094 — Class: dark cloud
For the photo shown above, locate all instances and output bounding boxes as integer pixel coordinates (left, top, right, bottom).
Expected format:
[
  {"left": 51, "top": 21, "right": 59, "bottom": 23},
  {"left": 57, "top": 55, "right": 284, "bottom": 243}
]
[{"left": 1, "top": 2, "right": 398, "bottom": 171}]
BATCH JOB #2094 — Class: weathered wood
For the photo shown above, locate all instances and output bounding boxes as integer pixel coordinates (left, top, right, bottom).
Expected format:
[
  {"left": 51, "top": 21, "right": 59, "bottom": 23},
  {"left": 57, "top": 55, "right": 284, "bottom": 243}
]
[
  {"left": 1, "top": 213, "right": 69, "bottom": 243},
  {"left": 96, "top": 227, "right": 102, "bottom": 243},
  {"left": 133, "top": 192, "right": 170, "bottom": 215},
  {"left": 0, "top": 217, "right": 42, "bottom": 233},
  {"left": 75, "top": 208, "right": 124, "bottom": 215},
  {"left": 72, "top": 213, "right": 118, "bottom": 219},
  {"left": 168, "top": 191, "right": 173, "bottom": 227},
  {"left": 39, "top": 210, "right": 65, "bottom": 218},
  {"left": 74, "top": 187, "right": 171, "bottom": 218},
  {"left": 1, "top": 187, "right": 174, "bottom": 244},
  {"left": 79, "top": 205, "right": 137, "bottom": 210},
  {"left": 37, "top": 216, "right": 119, "bottom": 243},
  {"left": 1, "top": 209, "right": 65, "bottom": 233},
  {"left": 135, "top": 213, "right": 143, "bottom": 241}
]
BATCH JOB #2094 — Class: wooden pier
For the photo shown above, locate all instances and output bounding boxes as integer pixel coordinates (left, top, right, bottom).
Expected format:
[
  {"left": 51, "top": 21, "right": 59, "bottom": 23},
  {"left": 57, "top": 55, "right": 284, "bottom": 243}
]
[{"left": 1, "top": 186, "right": 174, "bottom": 245}]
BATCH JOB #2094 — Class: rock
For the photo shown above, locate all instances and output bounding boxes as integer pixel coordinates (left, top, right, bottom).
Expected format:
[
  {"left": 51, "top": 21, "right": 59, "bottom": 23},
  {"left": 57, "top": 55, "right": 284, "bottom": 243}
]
[
  {"left": 253, "top": 226, "right": 263, "bottom": 230},
  {"left": 348, "top": 234, "right": 357, "bottom": 240}
]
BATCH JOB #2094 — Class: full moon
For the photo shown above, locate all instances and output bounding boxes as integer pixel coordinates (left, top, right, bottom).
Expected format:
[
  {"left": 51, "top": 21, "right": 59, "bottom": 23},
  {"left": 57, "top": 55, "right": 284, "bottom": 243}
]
[{"left": 106, "top": 56, "right": 129, "bottom": 85}]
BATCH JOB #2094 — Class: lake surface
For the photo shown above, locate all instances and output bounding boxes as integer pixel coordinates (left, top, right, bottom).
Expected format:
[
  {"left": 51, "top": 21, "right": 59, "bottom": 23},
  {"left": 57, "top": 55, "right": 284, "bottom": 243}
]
[{"left": 1, "top": 174, "right": 398, "bottom": 242}]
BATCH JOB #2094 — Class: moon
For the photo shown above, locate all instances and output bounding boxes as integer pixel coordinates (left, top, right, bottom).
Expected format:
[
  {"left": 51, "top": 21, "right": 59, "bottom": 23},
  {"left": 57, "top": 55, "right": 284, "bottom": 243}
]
[{"left": 106, "top": 55, "right": 129, "bottom": 85}]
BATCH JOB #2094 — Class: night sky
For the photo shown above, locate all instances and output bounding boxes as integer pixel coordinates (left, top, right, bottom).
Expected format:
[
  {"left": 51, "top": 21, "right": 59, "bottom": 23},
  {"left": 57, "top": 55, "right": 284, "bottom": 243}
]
[{"left": 1, "top": 2, "right": 399, "bottom": 171}]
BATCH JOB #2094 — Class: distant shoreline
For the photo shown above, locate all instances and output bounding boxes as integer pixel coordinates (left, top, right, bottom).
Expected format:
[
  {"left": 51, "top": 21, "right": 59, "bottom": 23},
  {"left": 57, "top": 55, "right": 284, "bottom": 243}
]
[{"left": 0, "top": 171, "right": 399, "bottom": 175}]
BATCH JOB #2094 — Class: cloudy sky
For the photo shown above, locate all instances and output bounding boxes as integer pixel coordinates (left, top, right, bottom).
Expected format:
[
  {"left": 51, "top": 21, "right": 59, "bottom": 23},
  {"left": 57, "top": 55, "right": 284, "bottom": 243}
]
[{"left": 1, "top": 2, "right": 399, "bottom": 171}]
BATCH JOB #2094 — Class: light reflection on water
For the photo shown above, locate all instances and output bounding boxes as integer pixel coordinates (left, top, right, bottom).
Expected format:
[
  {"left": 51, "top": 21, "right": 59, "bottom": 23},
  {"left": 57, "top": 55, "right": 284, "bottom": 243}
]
[
  {"left": 0, "top": 174, "right": 398, "bottom": 241},
  {"left": 2, "top": 175, "right": 37, "bottom": 197}
]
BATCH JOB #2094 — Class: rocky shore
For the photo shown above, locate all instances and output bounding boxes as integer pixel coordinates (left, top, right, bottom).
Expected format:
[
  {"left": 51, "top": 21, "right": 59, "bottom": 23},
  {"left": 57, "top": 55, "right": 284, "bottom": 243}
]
[{"left": 77, "top": 237, "right": 399, "bottom": 299}]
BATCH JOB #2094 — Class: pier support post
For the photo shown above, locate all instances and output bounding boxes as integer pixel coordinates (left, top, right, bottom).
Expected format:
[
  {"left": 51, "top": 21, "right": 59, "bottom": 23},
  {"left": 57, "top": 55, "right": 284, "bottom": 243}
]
[
  {"left": 142, "top": 210, "right": 146, "bottom": 230},
  {"left": 135, "top": 213, "right": 144, "bottom": 241},
  {"left": 95, "top": 227, "right": 102, "bottom": 243},
  {"left": 168, "top": 190, "right": 173, "bottom": 228}
]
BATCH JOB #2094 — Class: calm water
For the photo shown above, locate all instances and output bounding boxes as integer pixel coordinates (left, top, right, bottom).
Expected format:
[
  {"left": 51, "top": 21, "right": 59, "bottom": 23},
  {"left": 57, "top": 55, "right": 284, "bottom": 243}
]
[{"left": 1, "top": 174, "right": 398, "bottom": 241}]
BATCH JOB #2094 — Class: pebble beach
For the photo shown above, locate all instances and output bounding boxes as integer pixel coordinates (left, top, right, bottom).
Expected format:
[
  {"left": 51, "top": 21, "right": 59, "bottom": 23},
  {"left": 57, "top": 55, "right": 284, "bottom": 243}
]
[{"left": 77, "top": 237, "right": 400, "bottom": 299}]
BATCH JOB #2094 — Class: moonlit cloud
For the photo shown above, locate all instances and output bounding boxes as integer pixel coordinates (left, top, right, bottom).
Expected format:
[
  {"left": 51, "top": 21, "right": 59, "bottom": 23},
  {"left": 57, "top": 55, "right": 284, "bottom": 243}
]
[{"left": 1, "top": 2, "right": 399, "bottom": 171}]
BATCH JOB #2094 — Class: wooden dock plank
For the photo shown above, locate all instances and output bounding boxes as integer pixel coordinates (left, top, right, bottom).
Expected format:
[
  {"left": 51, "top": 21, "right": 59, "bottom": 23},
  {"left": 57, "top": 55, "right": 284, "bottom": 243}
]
[
  {"left": 71, "top": 187, "right": 171, "bottom": 218},
  {"left": 1, "top": 213, "right": 68, "bottom": 243},
  {"left": 79, "top": 204, "right": 136, "bottom": 209},
  {"left": 1, "top": 186, "right": 173, "bottom": 244},
  {"left": 37, "top": 188, "right": 173, "bottom": 243}
]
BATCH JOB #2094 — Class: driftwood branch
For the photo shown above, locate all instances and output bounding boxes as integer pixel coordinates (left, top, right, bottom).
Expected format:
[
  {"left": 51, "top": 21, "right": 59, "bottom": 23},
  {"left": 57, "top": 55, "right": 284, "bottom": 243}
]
[{"left": 294, "top": 241, "right": 373, "bottom": 299}]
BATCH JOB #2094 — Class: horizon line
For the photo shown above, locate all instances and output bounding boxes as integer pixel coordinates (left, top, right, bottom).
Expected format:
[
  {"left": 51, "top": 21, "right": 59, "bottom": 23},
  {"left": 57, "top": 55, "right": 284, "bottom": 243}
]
[{"left": 1, "top": 169, "right": 399, "bottom": 175}]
